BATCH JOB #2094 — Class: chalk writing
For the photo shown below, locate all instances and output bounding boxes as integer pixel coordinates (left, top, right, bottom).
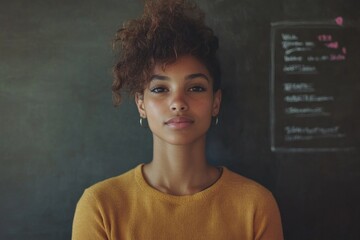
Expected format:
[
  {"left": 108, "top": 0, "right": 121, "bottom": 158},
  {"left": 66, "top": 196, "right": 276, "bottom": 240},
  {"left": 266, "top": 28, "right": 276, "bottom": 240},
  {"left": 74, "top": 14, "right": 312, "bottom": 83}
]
[
  {"left": 285, "top": 133, "right": 345, "bottom": 142},
  {"left": 271, "top": 21, "right": 356, "bottom": 151},
  {"left": 281, "top": 33, "right": 298, "bottom": 41},
  {"left": 318, "top": 34, "right": 333, "bottom": 41},
  {"left": 307, "top": 55, "right": 330, "bottom": 62},
  {"left": 282, "top": 41, "right": 304, "bottom": 49},
  {"left": 305, "top": 41, "right": 315, "bottom": 47},
  {"left": 285, "top": 47, "right": 312, "bottom": 55},
  {"left": 283, "top": 83, "right": 314, "bottom": 92},
  {"left": 284, "top": 126, "right": 345, "bottom": 142},
  {"left": 283, "top": 64, "right": 317, "bottom": 73},
  {"left": 285, "top": 107, "right": 327, "bottom": 115},
  {"left": 284, "top": 94, "right": 334, "bottom": 102},
  {"left": 325, "top": 41, "right": 339, "bottom": 49},
  {"left": 284, "top": 56, "right": 303, "bottom": 62},
  {"left": 330, "top": 54, "right": 346, "bottom": 61},
  {"left": 284, "top": 126, "right": 340, "bottom": 135}
]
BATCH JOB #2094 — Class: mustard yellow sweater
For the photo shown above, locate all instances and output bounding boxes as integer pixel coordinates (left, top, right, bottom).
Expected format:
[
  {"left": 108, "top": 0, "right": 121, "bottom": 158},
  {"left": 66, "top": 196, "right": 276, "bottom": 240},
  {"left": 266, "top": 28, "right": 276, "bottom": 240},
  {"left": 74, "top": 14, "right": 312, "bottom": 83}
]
[{"left": 72, "top": 164, "right": 283, "bottom": 240}]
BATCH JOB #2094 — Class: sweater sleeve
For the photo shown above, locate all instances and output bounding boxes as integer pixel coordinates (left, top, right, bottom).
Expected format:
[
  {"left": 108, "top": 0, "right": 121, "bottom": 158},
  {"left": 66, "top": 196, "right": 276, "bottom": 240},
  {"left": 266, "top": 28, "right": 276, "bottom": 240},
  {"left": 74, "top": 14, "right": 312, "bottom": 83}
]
[
  {"left": 253, "top": 191, "right": 284, "bottom": 240},
  {"left": 72, "top": 189, "right": 108, "bottom": 240}
]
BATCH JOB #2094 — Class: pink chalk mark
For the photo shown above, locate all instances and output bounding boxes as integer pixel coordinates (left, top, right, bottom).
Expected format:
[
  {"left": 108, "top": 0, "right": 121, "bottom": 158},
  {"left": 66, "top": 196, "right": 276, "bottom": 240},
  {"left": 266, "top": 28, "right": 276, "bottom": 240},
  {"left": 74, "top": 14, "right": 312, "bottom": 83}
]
[
  {"left": 342, "top": 47, "right": 347, "bottom": 54},
  {"left": 318, "top": 34, "right": 332, "bottom": 41},
  {"left": 325, "top": 41, "right": 339, "bottom": 49},
  {"left": 335, "top": 16, "right": 343, "bottom": 26}
]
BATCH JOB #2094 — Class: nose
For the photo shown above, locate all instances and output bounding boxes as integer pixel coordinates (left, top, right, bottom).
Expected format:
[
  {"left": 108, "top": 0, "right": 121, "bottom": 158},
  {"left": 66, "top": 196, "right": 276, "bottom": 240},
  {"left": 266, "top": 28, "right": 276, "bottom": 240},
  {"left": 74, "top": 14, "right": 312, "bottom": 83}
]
[{"left": 170, "top": 92, "right": 188, "bottom": 112}]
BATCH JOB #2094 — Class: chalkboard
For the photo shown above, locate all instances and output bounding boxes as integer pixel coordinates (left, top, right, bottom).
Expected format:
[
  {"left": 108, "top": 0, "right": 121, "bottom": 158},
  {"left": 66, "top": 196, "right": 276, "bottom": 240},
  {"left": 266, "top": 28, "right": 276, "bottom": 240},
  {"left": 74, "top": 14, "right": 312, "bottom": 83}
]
[
  {"left": 1, "top": 0, "right": 359, "bottom": 240},
  {"left": 270, "top": 20, "right": 360, "bottom": 151}
]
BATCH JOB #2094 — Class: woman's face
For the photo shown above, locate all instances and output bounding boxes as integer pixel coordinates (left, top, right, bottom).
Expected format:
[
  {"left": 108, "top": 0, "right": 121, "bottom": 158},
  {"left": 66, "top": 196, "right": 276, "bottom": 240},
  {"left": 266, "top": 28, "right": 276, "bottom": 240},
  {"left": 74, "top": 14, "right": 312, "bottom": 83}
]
[{"left": 136, "top": 55, "right": 221, "bottom": 146}]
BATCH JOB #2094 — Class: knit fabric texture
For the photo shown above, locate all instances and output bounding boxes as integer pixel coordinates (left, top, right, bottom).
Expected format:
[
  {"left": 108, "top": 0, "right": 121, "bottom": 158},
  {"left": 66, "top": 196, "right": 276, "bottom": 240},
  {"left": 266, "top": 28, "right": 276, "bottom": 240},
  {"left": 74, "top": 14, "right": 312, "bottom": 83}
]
[{"left": 72, "top": 164, "right": 283, "bottom": 240}]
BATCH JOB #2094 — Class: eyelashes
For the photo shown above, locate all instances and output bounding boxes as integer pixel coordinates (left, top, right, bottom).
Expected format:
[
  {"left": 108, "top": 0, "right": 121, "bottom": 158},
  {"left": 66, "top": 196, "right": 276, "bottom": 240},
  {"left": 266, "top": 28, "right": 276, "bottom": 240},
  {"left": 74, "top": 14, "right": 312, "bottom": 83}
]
[
  {"left": 150, "top": 87, "right": 168, "bottom": 93},
  {"left": 189, "top": 86, "right": 206, "bottom": 92},
  {"left": 150, "top": 86, "right": 207, "bottom": 94}
]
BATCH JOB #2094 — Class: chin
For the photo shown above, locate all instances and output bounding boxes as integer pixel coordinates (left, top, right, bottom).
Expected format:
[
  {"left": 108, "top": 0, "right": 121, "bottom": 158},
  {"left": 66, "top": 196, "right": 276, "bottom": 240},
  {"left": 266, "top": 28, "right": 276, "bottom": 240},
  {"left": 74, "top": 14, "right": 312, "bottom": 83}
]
[{"left": 155, "top": 133, "right": 207, "bottom": 146}]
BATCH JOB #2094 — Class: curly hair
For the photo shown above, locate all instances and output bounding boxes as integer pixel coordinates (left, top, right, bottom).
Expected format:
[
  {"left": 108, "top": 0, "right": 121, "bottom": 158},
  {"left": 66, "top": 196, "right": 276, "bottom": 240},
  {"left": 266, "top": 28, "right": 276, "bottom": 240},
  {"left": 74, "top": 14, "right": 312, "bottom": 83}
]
[{"left": 112, "top": 0, "right": 221, "bottom": 106}]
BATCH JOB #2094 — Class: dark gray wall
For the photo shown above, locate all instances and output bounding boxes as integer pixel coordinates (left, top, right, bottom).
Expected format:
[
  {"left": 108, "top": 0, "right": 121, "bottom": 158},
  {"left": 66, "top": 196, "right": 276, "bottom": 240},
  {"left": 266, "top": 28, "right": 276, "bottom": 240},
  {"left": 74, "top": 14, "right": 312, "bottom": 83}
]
[{"left": 1, "top": 0, "right": 359, "bottom": 239}]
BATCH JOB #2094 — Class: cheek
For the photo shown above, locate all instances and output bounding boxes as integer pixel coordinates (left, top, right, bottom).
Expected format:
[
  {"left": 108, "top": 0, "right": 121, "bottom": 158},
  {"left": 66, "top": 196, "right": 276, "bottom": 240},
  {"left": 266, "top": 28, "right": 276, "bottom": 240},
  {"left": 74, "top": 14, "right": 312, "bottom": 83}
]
[
  {"left": 144, "top": 99, "right": 164, "bottom": 125},
  {"left": 196, "top": 98, "right": 214, "bottom": 115}
]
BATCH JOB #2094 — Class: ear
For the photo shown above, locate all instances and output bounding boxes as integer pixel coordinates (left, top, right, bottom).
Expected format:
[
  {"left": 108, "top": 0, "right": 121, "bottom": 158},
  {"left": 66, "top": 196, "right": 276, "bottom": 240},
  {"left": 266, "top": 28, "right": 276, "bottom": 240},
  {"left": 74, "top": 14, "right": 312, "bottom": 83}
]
[
  {"left": 135, "top": 92, "right": 146, "bottom": 118},
  {"left": 212, "top": 89, "right": 222, "bottom": 116}
]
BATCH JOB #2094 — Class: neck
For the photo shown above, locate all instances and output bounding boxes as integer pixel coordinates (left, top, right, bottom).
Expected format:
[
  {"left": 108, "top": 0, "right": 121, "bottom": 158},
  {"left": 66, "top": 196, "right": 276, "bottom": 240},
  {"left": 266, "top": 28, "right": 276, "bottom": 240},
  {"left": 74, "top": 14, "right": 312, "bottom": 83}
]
[{"left": 142, "top": 135, "right": 220, "bottom": 196}]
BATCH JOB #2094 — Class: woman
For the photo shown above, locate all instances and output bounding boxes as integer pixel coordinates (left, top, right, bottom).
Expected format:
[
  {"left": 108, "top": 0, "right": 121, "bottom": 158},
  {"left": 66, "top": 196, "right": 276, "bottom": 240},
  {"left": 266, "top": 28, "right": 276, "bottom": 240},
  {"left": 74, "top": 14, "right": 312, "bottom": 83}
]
[{"left": 72, "top": 0, "right": 283, "bottom": 239}]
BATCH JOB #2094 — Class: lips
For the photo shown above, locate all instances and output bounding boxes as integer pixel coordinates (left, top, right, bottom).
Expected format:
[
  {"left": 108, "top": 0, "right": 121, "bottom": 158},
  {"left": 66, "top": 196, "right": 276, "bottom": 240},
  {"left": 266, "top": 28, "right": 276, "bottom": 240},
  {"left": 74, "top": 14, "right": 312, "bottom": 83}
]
[{"left": 165, "top": 116, "right": 194, "bottom": 129}]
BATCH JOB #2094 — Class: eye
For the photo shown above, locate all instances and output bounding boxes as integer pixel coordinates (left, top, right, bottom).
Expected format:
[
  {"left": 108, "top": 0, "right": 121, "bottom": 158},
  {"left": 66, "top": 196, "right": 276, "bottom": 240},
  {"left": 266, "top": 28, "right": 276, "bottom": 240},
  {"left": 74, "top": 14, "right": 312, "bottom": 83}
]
[
  {"left": 189, "top": 86, "right": 206, "bottom": 92},
  {"left": 150, "top": 87, "right": 168, "bottom": 93}
]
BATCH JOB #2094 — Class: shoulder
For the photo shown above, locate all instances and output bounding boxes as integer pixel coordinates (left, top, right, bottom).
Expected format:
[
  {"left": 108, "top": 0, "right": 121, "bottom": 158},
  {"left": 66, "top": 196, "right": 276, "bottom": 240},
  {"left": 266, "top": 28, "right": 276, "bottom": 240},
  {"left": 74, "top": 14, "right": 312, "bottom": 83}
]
[
  {"left": 74, "top": 166, "right": 140, "bottom": 219},
  {"left": 72, "top": 166, "right": 142, "bottom": 239},
  {"left": 80, "top": 165, "right": 140, "bottom": 204},
  {"left": 219, "top": 167, "right": 283, "bottom": 235},
  {"left": 220, "top": 169, "right": 284, "bottom": 239},
  {"left": 220, "top": 167, "right": 276, "bottom": 205}
]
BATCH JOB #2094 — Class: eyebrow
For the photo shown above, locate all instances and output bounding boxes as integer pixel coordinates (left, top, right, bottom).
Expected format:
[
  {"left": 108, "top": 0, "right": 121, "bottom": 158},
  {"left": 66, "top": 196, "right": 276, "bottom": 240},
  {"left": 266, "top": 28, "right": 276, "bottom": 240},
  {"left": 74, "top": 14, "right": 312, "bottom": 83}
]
[{"left": 150, "top": 73, "right": 209, "bottom": 82}]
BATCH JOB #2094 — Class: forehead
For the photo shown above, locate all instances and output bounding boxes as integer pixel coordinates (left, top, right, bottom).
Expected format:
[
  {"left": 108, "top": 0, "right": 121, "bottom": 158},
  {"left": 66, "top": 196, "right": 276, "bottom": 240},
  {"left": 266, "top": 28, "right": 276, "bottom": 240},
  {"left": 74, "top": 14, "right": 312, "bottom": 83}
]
[{"left": 153, "top": 55, "right": 211, "bottom": 77}]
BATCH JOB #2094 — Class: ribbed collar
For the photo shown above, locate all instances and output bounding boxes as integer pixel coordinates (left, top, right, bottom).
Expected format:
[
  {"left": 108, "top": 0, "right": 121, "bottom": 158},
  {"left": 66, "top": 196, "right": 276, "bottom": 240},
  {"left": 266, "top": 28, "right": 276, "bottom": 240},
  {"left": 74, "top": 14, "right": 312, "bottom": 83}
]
[{"left": 134, "top": 164, "right": 228, "bottom": 203}]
